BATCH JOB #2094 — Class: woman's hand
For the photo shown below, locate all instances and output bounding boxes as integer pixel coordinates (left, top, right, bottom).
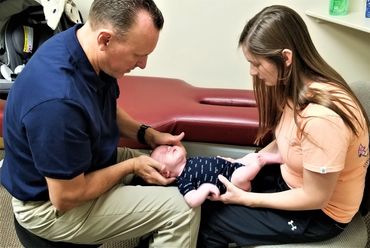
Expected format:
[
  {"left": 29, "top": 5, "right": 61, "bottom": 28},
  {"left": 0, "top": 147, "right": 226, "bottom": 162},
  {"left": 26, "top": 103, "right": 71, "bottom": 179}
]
[
  {"left": 215, "top": 170, "right": 338, "bottom": 209},
  {"left": 133, "top": 155, "right": 176, "bottom": 185},
  {"left": 217, "top": 156, "right": 236, "bottom": 163},
  {"left": 209, "top": 175, "right": 248, "bottom": 205}
]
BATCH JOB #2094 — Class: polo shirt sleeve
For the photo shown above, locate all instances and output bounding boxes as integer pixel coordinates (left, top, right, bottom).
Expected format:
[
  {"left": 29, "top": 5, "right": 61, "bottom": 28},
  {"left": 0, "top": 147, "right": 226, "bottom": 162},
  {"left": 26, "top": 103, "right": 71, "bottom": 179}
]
[
  {"left": 301, "top": 106, "right": 351, "bottom": 174},
  {"left": 22, "top": 99, "right": 92, "bottom": 179}
]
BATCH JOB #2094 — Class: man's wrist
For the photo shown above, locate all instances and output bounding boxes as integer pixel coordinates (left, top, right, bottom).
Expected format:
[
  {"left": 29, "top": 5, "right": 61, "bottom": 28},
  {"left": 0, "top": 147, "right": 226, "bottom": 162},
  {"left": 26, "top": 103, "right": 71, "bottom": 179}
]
[{"left": 137, "top": 124, "right": 151, "bottom": 145}]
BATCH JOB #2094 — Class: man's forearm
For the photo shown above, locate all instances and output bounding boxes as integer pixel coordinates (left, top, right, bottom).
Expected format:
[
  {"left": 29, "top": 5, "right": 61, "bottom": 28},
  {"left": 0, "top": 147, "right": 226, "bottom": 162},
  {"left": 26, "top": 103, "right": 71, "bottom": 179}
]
[
  {"left": 116, "top": 106, "right": 141, "bottom": 139},
  {"left": 46, "top": 159, "right": 135, "bottom": 212}
]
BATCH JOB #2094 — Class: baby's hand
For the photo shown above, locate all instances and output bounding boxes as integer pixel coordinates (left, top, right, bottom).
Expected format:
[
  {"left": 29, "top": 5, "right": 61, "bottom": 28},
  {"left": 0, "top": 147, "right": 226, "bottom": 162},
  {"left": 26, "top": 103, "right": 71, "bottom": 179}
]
[
  {"left": 201, "top": 183, "right": 220, "bottom": 200},
  {"left": 208, "top": 184, "right": 220, "bottom": 197}
]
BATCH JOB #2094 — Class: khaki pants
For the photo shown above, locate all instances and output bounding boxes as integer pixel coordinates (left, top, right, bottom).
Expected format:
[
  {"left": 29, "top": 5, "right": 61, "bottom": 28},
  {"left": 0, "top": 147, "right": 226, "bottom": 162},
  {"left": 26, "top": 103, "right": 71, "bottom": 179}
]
[{"left": 13, "top": 147, "right": 200, "bottom": 247}]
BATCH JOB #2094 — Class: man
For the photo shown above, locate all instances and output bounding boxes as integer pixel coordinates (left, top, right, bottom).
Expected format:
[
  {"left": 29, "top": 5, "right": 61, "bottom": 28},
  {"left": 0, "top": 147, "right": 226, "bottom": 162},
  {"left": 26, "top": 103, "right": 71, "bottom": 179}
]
[{"left": 1, "top": 0, "right": 200, "bottom": 247}]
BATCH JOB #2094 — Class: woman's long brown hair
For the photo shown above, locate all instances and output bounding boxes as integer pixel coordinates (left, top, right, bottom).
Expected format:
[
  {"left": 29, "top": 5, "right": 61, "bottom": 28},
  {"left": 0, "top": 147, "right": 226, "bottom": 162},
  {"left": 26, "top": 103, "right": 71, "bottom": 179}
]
[{"left": 239, "top": 5, "right": 369, "bottom": 145}]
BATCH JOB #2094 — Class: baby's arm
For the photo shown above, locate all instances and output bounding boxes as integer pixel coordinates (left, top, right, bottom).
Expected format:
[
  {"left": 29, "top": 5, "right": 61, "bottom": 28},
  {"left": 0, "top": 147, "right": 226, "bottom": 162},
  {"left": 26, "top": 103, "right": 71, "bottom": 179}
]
[{"left": 183, "top": 183, "right": 220, "bottom": 208}]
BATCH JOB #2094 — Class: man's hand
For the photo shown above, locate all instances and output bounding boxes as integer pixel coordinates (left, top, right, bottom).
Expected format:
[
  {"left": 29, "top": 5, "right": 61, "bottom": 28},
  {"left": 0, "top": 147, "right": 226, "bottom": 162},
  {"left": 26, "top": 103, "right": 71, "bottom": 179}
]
[
  {"left": 146, "top": 129, "right": 185, "bottom": 148},
  {"left": 133, "top": 155, "right": 176, "bottom": 185}
]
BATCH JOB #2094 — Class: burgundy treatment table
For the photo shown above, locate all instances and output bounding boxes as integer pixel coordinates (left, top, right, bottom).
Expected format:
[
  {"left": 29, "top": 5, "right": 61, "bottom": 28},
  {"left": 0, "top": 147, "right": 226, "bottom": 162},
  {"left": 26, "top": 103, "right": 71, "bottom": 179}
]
[
  {"left": 0, "top": 76, "right": 266, "bottom": 154},
  {"left": 117, "top": 75, "right": 264, "bottom": 152}
]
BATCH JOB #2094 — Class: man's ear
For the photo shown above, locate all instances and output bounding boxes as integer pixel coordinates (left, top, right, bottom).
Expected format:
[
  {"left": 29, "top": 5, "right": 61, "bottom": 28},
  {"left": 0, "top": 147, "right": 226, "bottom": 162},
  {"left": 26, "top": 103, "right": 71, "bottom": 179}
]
[
  {"left": 281, "top": 49, "right": 293, "bottom": 67},
  {"left": 97, "top": 30, "right": 112, "bottom": 50}
]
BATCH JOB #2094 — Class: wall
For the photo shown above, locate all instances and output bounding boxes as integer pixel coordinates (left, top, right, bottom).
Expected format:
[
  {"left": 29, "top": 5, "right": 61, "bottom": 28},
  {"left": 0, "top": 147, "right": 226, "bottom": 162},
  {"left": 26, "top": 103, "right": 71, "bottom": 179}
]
[{"left": 74, "top": 0, "right": 370, "bottom": 89}]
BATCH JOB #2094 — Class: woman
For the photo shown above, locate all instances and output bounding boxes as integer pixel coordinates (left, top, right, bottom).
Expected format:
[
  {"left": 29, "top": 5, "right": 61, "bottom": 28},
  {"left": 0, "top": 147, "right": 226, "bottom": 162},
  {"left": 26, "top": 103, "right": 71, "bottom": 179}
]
[{"left": 198, "top": 5, "right": 369, "bottom": 247}]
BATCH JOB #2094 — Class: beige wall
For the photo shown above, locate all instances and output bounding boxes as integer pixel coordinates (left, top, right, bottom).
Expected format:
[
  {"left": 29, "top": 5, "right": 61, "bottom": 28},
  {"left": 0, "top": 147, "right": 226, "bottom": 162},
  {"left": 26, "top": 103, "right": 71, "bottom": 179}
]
[{"left": 74, "top": 0, "right": 370, "bottom": 89}]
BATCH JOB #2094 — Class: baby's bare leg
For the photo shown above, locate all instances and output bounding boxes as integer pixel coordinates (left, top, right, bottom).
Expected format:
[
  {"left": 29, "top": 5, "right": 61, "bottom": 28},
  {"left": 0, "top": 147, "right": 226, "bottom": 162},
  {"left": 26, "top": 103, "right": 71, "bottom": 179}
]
[
  {"left": 259, "top": 152, "right": 282, "bottom": 165},
  {"left": 230, "top": 166, "right": 255, "bottom": 191}
]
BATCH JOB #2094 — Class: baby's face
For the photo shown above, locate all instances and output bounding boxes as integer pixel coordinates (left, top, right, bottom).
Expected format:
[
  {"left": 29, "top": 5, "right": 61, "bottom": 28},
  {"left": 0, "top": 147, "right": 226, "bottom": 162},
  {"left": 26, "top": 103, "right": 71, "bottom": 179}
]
[{"left": 151, "top": 145, "right": 186, "bottom": 177}]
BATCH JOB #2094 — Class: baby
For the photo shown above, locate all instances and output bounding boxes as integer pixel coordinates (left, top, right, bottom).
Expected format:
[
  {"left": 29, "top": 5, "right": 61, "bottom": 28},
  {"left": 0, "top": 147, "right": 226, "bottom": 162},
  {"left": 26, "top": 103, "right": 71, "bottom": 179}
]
[{"left": 151, "top": 145, "right": 282, "bottom": 207}]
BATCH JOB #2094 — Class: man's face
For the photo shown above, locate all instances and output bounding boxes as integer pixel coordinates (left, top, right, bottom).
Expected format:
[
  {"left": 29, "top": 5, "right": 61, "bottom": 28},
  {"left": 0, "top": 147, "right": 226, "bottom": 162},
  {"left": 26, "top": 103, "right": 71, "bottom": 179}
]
[{"left": 101, "top": 11, "right": 160, "bottom": 78}]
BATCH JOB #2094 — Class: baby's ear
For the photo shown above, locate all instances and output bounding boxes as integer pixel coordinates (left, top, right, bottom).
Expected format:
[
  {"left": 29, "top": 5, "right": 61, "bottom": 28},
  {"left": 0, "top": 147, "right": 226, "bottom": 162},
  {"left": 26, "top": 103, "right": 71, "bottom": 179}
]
[
  {"left": 160, "top": 169, "right": 170, "bottom": 178},
  {"left": 165, "top": 170, "right": 170, "bottom": 178}
]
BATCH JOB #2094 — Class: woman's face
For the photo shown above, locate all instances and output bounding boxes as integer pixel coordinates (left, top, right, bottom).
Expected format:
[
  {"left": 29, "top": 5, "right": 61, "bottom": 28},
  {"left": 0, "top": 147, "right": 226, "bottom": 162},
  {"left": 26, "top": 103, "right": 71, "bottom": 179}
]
[{"left": 243, "top": 47, "right": 278, "bottom": 86}]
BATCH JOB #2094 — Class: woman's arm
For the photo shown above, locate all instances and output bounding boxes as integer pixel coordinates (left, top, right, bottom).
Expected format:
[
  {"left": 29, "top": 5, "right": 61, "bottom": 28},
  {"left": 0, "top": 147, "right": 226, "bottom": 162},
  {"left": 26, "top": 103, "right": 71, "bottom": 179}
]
[
  {"left": 217, "top": 169, "right": 339, "bottom": 210},
  {"left": 259, "top": 139, "right": 279, "bottom": 153}
]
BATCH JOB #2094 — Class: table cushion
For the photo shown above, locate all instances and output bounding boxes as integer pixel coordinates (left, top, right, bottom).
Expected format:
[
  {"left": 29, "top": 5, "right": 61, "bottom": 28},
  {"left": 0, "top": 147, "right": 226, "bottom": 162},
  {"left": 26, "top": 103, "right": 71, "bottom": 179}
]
[{"left": 117, "top": 76, "right": 261, "bottom": 148}]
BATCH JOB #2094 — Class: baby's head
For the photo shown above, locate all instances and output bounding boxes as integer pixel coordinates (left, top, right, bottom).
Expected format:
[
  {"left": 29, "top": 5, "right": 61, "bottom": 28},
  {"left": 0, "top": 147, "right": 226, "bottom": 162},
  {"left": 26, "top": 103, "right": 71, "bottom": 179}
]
[{"left": 151, "top": 145, "right": 187, "bottom": 178}]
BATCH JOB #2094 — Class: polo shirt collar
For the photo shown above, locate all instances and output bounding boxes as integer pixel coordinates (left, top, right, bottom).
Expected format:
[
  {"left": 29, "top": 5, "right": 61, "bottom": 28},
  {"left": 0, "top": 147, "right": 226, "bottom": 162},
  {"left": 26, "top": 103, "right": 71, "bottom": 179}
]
[{"left": 66, "top": 24, "right": 116, "bottom": 92}]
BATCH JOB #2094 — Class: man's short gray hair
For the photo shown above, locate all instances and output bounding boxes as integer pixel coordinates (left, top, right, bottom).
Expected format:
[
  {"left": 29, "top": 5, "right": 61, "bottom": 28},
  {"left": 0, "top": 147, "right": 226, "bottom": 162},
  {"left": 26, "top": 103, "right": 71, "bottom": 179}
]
[{"left": 88, "top": 0, "right": 164, "bottom": 37}]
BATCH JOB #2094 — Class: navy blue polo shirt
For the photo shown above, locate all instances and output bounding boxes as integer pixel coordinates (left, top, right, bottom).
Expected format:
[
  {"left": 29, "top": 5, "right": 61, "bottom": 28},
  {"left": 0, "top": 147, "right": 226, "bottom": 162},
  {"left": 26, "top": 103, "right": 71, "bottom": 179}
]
[{"left": 1, "top": 24, "right": 120, "bottom": 201}]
